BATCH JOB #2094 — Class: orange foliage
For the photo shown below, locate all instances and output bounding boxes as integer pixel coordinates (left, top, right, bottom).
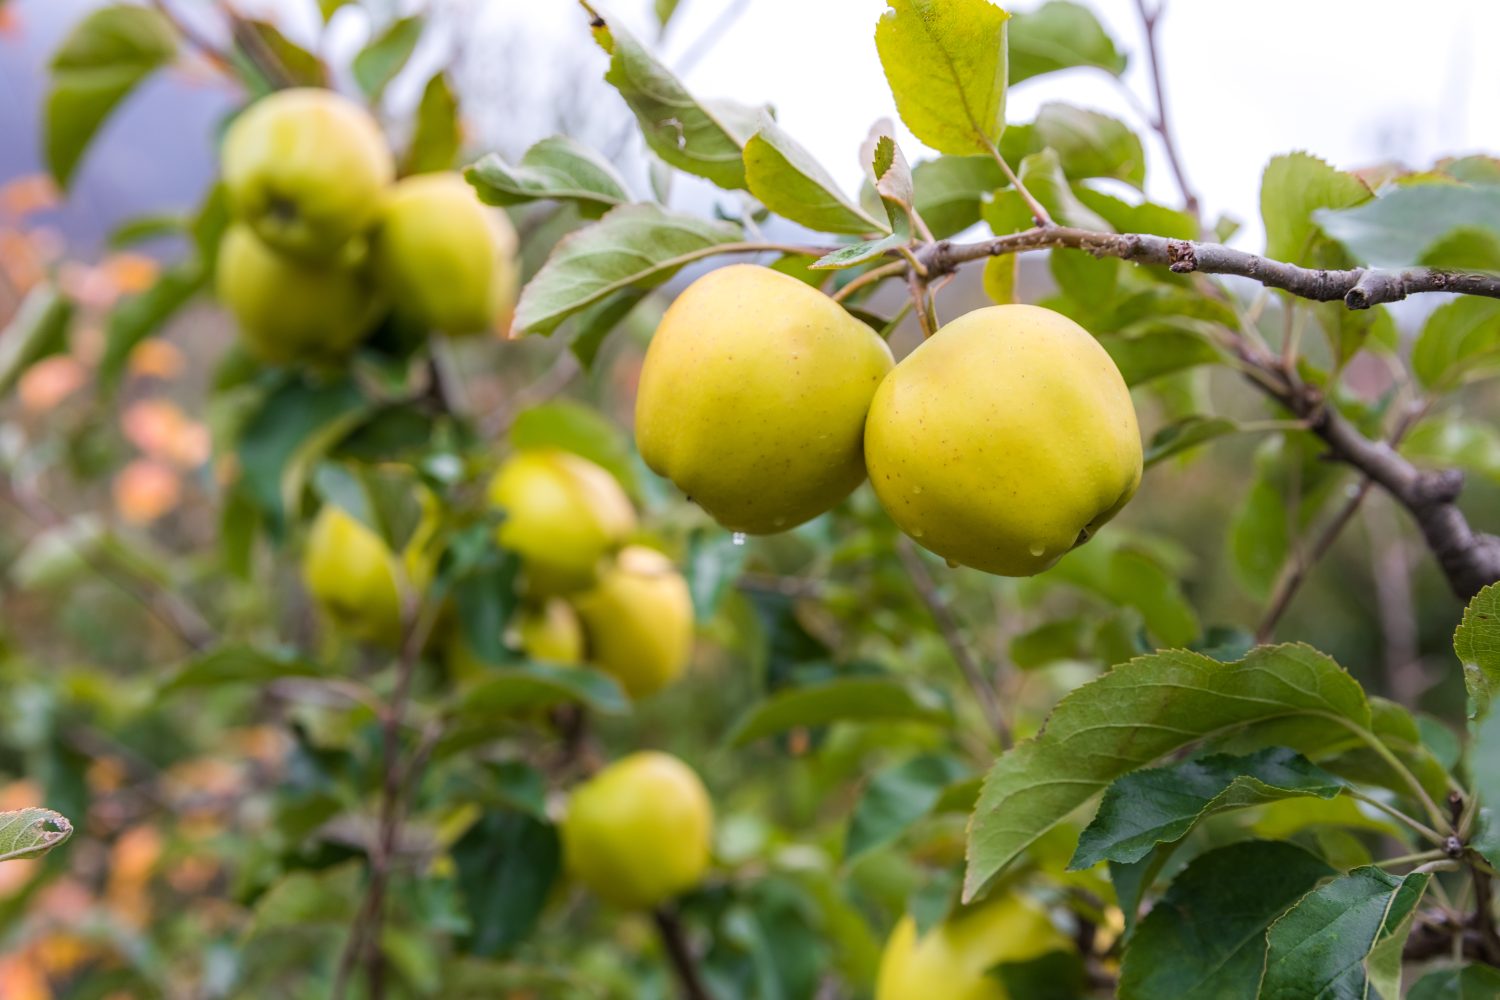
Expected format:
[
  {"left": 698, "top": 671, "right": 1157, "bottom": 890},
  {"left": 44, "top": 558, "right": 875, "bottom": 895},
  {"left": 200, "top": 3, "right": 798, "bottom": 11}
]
[
  {"left": 112, "top": 459, "right": 181, "bottom": 524},
  {"left": 17, "top": 357, "right": 88, "bottom": 414}
]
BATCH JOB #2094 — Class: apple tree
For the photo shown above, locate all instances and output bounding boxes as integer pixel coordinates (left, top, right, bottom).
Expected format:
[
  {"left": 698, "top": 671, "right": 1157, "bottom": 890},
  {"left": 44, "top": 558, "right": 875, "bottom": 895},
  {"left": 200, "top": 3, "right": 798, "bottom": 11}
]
[{"left": 2, "top": 0, "right": 1500, "bottom": 997}]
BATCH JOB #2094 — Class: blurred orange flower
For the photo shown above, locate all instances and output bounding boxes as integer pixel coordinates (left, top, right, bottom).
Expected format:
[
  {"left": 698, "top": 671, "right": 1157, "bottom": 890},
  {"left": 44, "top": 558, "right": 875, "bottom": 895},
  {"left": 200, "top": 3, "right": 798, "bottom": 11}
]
[
  {"left": 112, "top": 460, "right": 180, "bottom": 524},
  {"left": 0, "top": 175, "right": 59, "bottom": 219},
  {"left": 100, "top": 253, "right": 158, "bottom": 295},
  {"left": 121, "top": 399, "right": 211, "bottom": 468},
  {"left": 17, "top": 356, "right": 88, "bottom": 414},
  {"left": 126, "top": 339, "right": 186, "bottom": 381}
]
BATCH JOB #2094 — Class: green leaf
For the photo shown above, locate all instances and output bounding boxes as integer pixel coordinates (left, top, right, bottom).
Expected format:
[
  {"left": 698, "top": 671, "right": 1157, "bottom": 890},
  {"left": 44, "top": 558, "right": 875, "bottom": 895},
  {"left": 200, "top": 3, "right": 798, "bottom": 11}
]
[
  {"left": 405, "top": 72, "right": 460, "bottom": 174},
  {"left": 1455, "top": 584, "right": 1500, "bottom": 718},
  {"left": 0, "top": 808, "right": 73, "bottom": 863},
  {"left": 874, "top": 0, "right": 1008, "bottom": 156},
  {"left": 1046, "top": 539, "right": 1199, "bottom": 648},
  {"left": 964, "top": 644, "right": 1371, "bottom": 899},
  {"left": 236, "top": 376, "right": 370, "bottom": 535},
  {"left": 1016, "top": 149, "right": 1112, "bottom": 230},
  {"left": 744, "top": 120, "right": 884, "bottom": 235},
  {"left": 451, "top": 663, "right": 630, "bottom": 719},
  {"left": 467, "top": 136, "right": 631, "bottom": 218},
  {"left": 1409, "top": 965, "right": 1500, "bottom": 1000},
  {"left": 240, "top": 20, "right": 326, "bottom": 87},
  {"left": 1008, "top": 617, "right": 1089, "bottom": 669},
  {"left": 1471, "top": 707, "right": 1500, "bottom": 865},
  {"left": 514, "top": 203, "right": 742, "bottom": 335},
  {"left": 352, "top": 15, "right": 423, "bottom": 99},
  {"left": 995, "top": 950, "right": 1088, "bottom": 1000},
  {"left": 1009, "top": 103, "right": 1146, "bottom": 188},
  {"left": 1118, "top": 841, "right": 1335, "bottom": 1000},
  {"left": 729, "top": 676, "right": 952, "bottom": 746},
  {"left": 0, "top": 284, "right": 73, "bottom": 399},
  {"left": 1316, "top": 182, "right": 1500, "bottom": 267},
  {"left": 1070, "top": 748, "right": 1342, "bottom": 869},
  {"left": 911, "top": 155, "right": 1005, "bottom": 239},
  {"left": 1008, "top": 0, "right": 1126, "bottom": 84},
  {"left": 568, "top": 289, "right": 645, "bottom": 370},
  {"left": 654, "top": 0, "right": 682, "bottom": 30},
  {"left": 1101, "top": 326, "right": 1222, "bottom": 387},
  {"left": 1260, "top": 152, "right": 1371, "bottom": 266},
  {"left": 583, "top": 2, "right": 759, "bottom": 190},
  {"left": 1260, "top": 866, "right": 1429, "bottom": 999},
  {"left": 508, "top": 400, "right": 636, "bottom": 494},
  {"left": 1144, "top": 416, "right": 1239, "bottom": 467},
  {"left": 982, "top": 254, "right": 1018, "bottom": 304},
  {"left": 686, "top": 529, "right": 748, "bottom": 620},
  {"left": 811, "top": 133, "right": 915, "bottom": 270},
  {"left": 845, "top": 754, "right": 969, "bottom": 862},
  {"left": 160, "top": 644, "right": 322, "bottom": 694},
  {"left": 1320, "top": 696, "right": 1453, "bottom": 805},
  {"left": 453, "top": 809, "right": 559, "bottom": 956},
  {"left": 1075, "top": 187, "right": 1198, "bottom": 240},
  {"left": 1411, "top": 297, "right": 1500, "bottom": 390},
  {"left": 45, "top": 4, "right": 178, "bottom": 187}
]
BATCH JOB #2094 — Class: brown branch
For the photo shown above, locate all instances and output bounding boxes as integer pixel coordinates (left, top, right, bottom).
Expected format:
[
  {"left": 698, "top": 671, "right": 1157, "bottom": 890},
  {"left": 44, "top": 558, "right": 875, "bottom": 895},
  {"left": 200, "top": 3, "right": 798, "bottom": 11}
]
[
  {"left": 148, "top": 0, "right": 235, "bottom": 73},
  {"left": 896, "top": 537, "right": 1012, "bottom": 748},
  {"left": 918, "top": 227, "right": 1500, "bottom": 311},
  {"left": 1132, "top": 0, "right": 1201, "bottom": 223},
  {"left": 653, "top": 907, "right": 712, "bottom": 1000}
]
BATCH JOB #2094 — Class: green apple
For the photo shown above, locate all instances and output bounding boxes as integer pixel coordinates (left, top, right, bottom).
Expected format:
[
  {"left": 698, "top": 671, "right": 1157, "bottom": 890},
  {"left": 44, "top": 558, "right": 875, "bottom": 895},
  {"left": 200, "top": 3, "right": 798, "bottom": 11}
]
[
  {"left": 865, "top": 304, "right": 1142, "bottom": 576},
  {"left": 635, "top": 264, "right": 894, "bottom": 533},
  {"left": 221, "top": 88, "right": 394, "bottom": 260},
  {"left": 876, "top": 893, "right": 1069, "bottom": 1000},
  {"left": 561, "top": 751, "right": 713, "bottom": 909},
  {"left": 373, "top": 172, "right": 519, "bottom": 335},
  {"left": 571, "top": 546, "right": 693, "bottom": 698},
  {"left": 301, "top": 504, "right": 402, "bottom": 647}
]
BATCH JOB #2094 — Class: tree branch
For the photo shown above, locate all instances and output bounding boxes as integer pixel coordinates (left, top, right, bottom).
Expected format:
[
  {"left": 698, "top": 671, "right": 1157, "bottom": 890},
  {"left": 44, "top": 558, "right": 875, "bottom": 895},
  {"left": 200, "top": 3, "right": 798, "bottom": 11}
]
[
  {"left": 653, "top": 908, "right": 712, "bottom": 1000},
  {"left": 919, "top": 227, "right": 1500, "bottom": 310},
  {"left": 1132, "top": 0, "right": 1201, "bottom": 223}
]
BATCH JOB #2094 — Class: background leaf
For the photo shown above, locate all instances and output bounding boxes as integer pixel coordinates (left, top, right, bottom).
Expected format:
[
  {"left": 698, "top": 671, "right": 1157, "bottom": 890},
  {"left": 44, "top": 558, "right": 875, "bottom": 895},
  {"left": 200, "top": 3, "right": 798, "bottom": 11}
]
[
  {"left": 745, "top": 120, "right": 884, "bottom": 235},
  {"left": 0, "top": 808, "right": 74, "bottom": 863},
  {"left": 467, "top": 135, "right": 631, "bottom": 218},
  {"left": 1455, "top": 584, "right": 1500, "bottom": 717},
  {"left": 1008, "top": 0, "right": 1125, "bottom": 84},
  {"left": 353, "top": 16, "right": 423, "bottom": 99},
  {"left": 729, "top": 676, "right": 952, "bottom": 746},
  {"left": 844, "top": 754, "right": 968, "bottom": 862}
]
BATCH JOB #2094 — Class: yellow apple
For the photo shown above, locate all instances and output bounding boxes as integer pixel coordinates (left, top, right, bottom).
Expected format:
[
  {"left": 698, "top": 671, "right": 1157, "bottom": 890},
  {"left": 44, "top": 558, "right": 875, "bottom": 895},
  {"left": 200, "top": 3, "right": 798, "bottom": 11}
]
[
  {"left": 634, "top": 264, "right": 894, "bottom": 534},
  {"left": 221, "top": 88, "right": 394, "bottom": 260},
  {"left": 561, "top": 751, "right": 713, "bottom": 909},
  {"left": 571, "top": 546, "right": 693, "bottom": 698},
  {"left": 514, "top": 598, "right": 585, "bottom": 663},
  {"left": 215, "top": 224, "right": 384, "bottom": 364},
  {"left": 372, "top": 172, "right": 519, "bottom": 335},
  {"left": 486, "top": 449, "right": 636, "bottom": 593},
  {"left": 301, "top": 504, "right": 402, "bottom": 647},
  {"left": 864, "top": 304, "right": 1142, "bottom": 576},
  {"left": 876, "top": 894, "right": 1069, "bottom": 1000}
]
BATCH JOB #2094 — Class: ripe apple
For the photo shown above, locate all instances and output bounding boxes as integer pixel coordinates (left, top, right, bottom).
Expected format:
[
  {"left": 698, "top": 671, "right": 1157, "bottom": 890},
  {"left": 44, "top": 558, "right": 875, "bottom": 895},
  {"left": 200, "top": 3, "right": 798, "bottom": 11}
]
[
  {"left": 301, "top": 504, "right": 403, "bottom": 647},
  {"left": 635, "top": 264, "right": 894, "bottom": 534},
  {"left": 215, "top": 224, "right": 384, "bottom": 364},
  {"left": 864, "top": 304, "right": 1142, "bottom": 576},
  {"left": 372, "top": 172, "right": 519, "bottom": 335},
  {"left": 561, "top": 751, "right": 713, "bottom": 909},
  {"left": 571, "top": 546, "right": 693, "bottom": 698},
  {"left": 876, "top": 893, "right": 1069, "bottom": 1000},
  {"left": 221, "top": 88, "right": 393, "bottom": 260},
  {"left": 486, "top": 449, "right": 636, "bottom": 593},
  {"left": 514, "top": 597, "right": 585, "bottom": 663}
]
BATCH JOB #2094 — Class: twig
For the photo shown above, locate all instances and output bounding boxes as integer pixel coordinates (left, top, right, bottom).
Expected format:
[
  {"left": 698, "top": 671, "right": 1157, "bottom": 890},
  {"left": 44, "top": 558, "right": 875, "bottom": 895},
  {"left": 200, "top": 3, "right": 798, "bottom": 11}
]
[
  {"left": 672, "top": 0, "right": 752, "bottom": 74},
  {"left": 147, "top": 0, "right": 235, "bottom": 73},
  {"left": 895, "top": 538, "right": 1011, "bottom": 748},
  {"left": 1131, "top": 0, "right": 1201, "bottom": 223},
  {"left": 653, "top": 908, "right": 712, "bottom": 1000},
  {"left": 985, "top": 141, "right": 1054, "bottom": 227},
  {"left": 831, "top": 261, "right": 905, "bottom": 304},
  {"left": 1470, "top": 862, "right": 1500, "bottom": 963},
  {"left": 1345, "top": 787, "right": 1445, "bottom": 847},
  {"left": 1257, "top": 478, "right": 1374, "bottom": 643}
]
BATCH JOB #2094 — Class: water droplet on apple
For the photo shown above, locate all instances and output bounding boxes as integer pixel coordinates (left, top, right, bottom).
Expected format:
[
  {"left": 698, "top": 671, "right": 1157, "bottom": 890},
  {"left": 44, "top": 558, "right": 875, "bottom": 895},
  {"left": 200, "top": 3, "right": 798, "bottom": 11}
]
[
  {"left": 912, "top": 527, "right": 925, "bottom": 538},
  {"left": 772, "top": 516, "right": 787, "bottom": 528},
  {"left": 1029, "top": 542, "right": 1046, "bottom": 557}
]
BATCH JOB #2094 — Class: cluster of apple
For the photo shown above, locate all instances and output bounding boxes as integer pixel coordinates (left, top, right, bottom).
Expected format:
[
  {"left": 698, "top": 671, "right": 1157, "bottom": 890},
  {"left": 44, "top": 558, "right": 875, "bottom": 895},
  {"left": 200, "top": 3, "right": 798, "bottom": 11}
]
[
  {"left": 635, "top": 264, "right": 1144, "bottom": 577},
  {"left": 215, "top": 88, "right": 517, "bottom": 363}
]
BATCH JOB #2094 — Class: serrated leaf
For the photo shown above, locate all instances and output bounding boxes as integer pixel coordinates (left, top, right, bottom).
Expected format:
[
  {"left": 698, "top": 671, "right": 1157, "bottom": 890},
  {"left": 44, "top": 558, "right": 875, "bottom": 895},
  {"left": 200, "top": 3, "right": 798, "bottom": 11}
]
[
  {"left": 0, "top": 284, "right": 73, "bottom": 399},
  {"left": 160, "top": 644, "right": 323, "bottom": 694},
  {"left": 584, "top": 2, "right": 758, "bottom": 190},
  {"left": 467, "top": 135, "right": 631, "bottom": 218},
  {"left": 1316, "top": 181, "right": 1500, "bottom": 267},
  {"left": 1008, "top": 0, "right": 1125, "bottom": 84},
  {"left": 811, "top": 131, "right": 913, "bottom": 269},
  {"left": 45, "top": 4, "right": 178, "bottom": 187},
  {"left": 352, "top": 15, "right": 423, "bottom": 99},
  {"left": 405, "top": 72, "right": 460, "bottom": 174},
  {"left": 845, "top": 755, "right": 969, "bottom": 862},
  {"left": 874, "top": 0, "right": 1008, "bottom": 156},
  {"left": 964, "top": 644, "right": 1371, "bottom": 900},
  {"left": 744, "top": 119, "right": 884, "bottom": 235},
  {"left": 1411, "top": 297, "right": 1500, "bottom": 390},
  {"left": 1070, "top": 748, "right": 1341, "bottom": 869},
  {"left": 729, "top": 676, "right": 951, "bottom": 746},
  {"left": 1260, "top": 866, "right": 1429, "bottom": 999},
  {"left": 0, "top": 808, "right": 73, "bottom": 862},
  {"left": 1455, "top": 584, "right": 1500, "bottom": 718},
  {"left": 514, "top": 203, "right": 742, "bottom": 335},
  {"left": 1261, "top": 152, "right": 1371, "bottom": 266},
  {"left": 1144, "top": 416, "right": 1239, "bottom": 467},
  {"left": 1118, "top": 841, "right": 1334, "bottom": 1000}
]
